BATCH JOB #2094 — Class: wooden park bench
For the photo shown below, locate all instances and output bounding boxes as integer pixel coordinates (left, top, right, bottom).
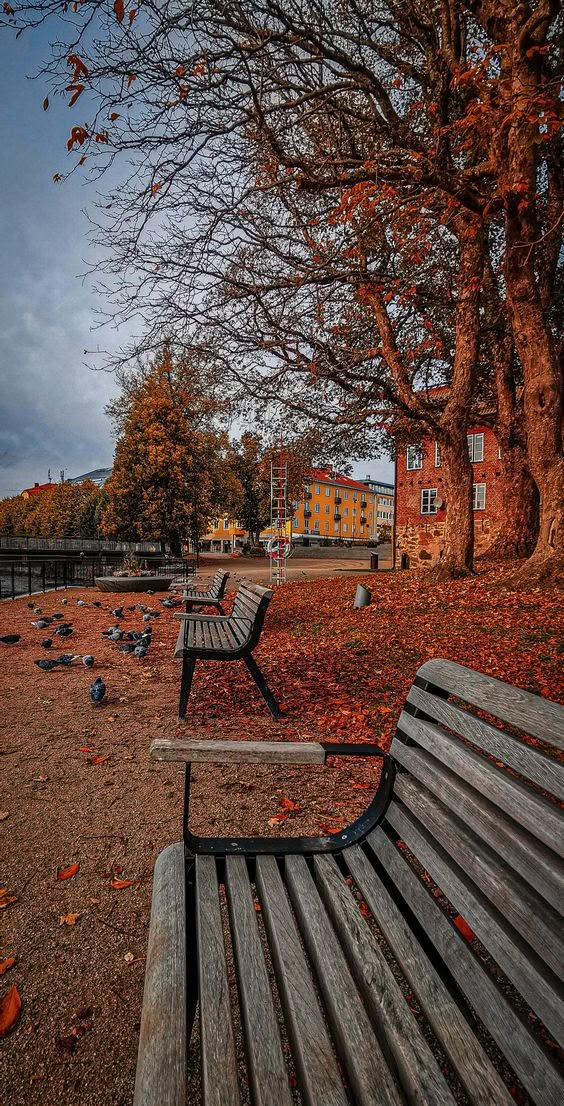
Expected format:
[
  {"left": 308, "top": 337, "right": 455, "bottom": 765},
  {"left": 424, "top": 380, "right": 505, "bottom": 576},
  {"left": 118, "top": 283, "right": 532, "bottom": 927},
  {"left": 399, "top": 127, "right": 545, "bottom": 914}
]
[
  {"left": 180, "top": 569, "right": 230, "bottom": 612},
  {"left": 133, "top": 659, "right": 564, "bottom": 1106},
  {"left": 173, "top": 580, "right": 282, "bottom": 721}
]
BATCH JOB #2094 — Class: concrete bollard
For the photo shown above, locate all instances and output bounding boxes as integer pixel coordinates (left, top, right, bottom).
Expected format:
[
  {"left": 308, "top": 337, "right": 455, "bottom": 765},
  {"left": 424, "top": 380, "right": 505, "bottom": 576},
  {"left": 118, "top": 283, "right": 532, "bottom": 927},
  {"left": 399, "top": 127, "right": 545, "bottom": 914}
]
[{"left": 353, "top": 584, "right": 372, "bottom": 608}]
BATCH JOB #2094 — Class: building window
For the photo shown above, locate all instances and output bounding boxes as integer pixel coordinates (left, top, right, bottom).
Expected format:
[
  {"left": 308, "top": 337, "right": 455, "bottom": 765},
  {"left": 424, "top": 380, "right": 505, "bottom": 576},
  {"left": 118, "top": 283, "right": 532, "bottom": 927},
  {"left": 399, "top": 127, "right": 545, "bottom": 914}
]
[
  {"left": 343, "top": 507, "right": 348, "bottom": 517},
  {"left": 292, "top": 518, "right": 298, "bottom": 529},
  {"left": 421, "top": 488, "right": 438, "bottom": 515},
  {"left": 325, "top": 486, "right": 331, "bottom": 496},
  {"left": 434, "top": 442, "right": 441, "bottom": 467},
  {"left": 324, "top": 522, "right": 329, "bottom": 532},
  {"left": 407, "top": 444, "right": 423, "bottom": 470},
  {"left": 223, "top": 518, "right": 229, "bottom": 528},
  {"left": 293, "top": 500, "right": 299, "bottom": 510},
  {"left": 353, "top": 491, "right": 357, "bottom": 501},
  {"left": 304, "top": 520, "right": 310, "bottom": 531},
  {"left": 304, "top": 483, "right": 310, "bottom": 493},
  {"left": 343, "top": 489, "right": 349, "bottom": 500},
  {"left": 334, "top": 523, "right": 339, "bottom": 532},
  {"left": 343, "top": 523, "right": 348, "bottom": 533},
  {"left": 314, "top": 484, "right": 320, "bottom": 494},
  {"left": 212, "top": 518, "right": 219, "bottom": 529},
  {"left": 314, "top": 502, "right": 320, "bottom": 513},
  {"left": 467, "top": 432, "right": 484, "bottom": 463},
  {"left": 473, "top": 483, "right": 486, "bottom": 511},
  {"left": 325, "top": 504, "right": 330, "bottom": 514},
  {"left": 314, "top": 520, "right": 319, "bottom": 531}
]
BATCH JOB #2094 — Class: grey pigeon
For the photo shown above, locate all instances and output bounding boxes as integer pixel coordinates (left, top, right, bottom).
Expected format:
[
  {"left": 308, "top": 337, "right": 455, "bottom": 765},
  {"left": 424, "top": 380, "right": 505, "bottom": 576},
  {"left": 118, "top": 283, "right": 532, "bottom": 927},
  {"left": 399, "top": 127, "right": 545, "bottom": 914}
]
[
  {"left": 125, "top": 631, "right": 142, "bottom": 641},
  {"left": 34, "top": 658, "right": 60, "bottom": 671},
  {"left": 32, "top": 619, "right": 49, "bottom": 630},
  {"left": 27, "top": 602, "right": 35, "bottom": 609},
  {"left": 0, "top": 634, "right": 20, "bottom": 645},
  {"left": 109, "top": 630, "right": 124, "bottom": 642},
  {"left": 77, "top": 599, "right": 87, "bottom": 607},
  {"left": 146, "top": 589, "right": 154, "bottom": 595},
  {"left": 134, "top": 645, "right": 147, "bottom": 659},
  {"left": 61, "top": 599, "right": 68, "bottom": 605},
  {"left": 52, "top": 613, "right": 64, "bottom": 620},
  {"left": 137, "top": 604, "right": 147, "bottom": 612},
  {"left": 55, "top": 626, "right": 74, "bottom": 637},
  {"left": 142, "top": 613, "right": 152, "bottom": 622},
  {"left": 111, "top": 607, "right": 124, "bottom": 619},
  {"left": 32, "top": 607, "right": 42, "bottom": 614},
  {"left": 90, "top": 676, "right": 106, "bottom": 703},
  {"left": 82, "top": 655, "right": 94, "bottom": 667},
  {"left": 92, "top": 601, "right": 102, "bottom": 608},
  {"left": 126, "top": 605, "right": 136, "bottom": 612},
  {"left": 55, "top": 653, "right": 81, "bottom": 665},
  {"left": 115, "top": 643, "right": 136, "bottom": 653},
  {"left": 41, "top": 638, "right": 53, "bottom": 649}
]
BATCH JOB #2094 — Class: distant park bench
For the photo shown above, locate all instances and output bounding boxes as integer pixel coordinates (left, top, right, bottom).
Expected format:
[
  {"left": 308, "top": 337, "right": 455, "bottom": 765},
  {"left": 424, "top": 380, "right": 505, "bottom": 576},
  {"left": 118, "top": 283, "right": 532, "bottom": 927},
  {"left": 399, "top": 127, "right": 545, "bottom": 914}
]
[
  {"left": 173, "top": 580, "right": 282, "bottom": 720},
  {"left": 181, "top": 569, "right": 229, "bottom": 613},
  {"left": 133, "top": 658, "right": 564, "bottom": 1106}
]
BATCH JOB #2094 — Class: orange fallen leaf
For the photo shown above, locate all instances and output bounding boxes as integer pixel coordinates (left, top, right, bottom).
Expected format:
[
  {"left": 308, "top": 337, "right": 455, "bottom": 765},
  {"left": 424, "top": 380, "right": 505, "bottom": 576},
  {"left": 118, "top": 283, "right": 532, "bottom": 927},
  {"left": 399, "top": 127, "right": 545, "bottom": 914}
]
[
  {"left": 77, "top": 746, "right": 92, "bottom": 753},
  {"left": 57, "top": 863, "right": 80, "bottom": 881},
  {"left": 0, "top": 984, "right": 21, "bottom": 1037},
  {"left": 319, "top": 822, "right": 344, "bottom": 835},
  {"left": 280, "top": 796, "right": 301, "bottom": 812},
  {"left": 0, "top": 957, "right": 16, "bottom": 976},
  {"left": 110, "top": 878, "right": 140, "bottom": 889},
  {"left": 87, "top": 754, "right": 112, "bottom": 765},
  {"left": 267, "top": 813, "right": 288, "bottom": 826},
  {"left": 453, "top": 914, "right": 475, "bottom": 941},
  {"left": 0, "top": 889, "right": 17, "bottom": 909},
  {"left": 59, "top": 912, "right": 82, "bottom": 926}
]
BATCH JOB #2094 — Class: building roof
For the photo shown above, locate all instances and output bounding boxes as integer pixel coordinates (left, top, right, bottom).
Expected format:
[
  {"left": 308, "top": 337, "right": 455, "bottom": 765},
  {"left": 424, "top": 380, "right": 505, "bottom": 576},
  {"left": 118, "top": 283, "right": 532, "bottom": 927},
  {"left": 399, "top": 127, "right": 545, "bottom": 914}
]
[
  {"left": 307, "top": 467, "right": 382, "bottom": 494},
  {"left": 21, "top": 482, "right": 57, "bottom": 497},
  {"left": 67, "top": 467, "right": 113, "bottom": 487}
]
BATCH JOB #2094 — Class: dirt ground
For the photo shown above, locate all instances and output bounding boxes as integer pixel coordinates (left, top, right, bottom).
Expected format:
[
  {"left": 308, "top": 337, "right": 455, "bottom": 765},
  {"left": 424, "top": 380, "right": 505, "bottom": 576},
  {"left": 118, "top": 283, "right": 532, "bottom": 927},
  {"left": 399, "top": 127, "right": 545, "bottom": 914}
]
[{"left": 0, "top": 566, "right": 562, "bottom": 1105}]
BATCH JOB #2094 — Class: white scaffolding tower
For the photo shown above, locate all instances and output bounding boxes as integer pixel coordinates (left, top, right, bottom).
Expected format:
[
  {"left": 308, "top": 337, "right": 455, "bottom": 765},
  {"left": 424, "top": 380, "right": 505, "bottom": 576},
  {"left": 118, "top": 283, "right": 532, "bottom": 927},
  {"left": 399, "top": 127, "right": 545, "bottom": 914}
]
[{"left": 269, "top": 448, "right": 289, "bottom": 586}]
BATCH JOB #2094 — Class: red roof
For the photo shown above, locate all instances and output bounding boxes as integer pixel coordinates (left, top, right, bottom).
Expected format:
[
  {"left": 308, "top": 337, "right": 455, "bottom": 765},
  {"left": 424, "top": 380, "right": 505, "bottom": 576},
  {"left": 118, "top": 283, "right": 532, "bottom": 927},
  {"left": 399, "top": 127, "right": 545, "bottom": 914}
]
[
  {"left": 21, "top": 482, "right": 57, "bottom": 497},
  {"left": 307, "top": 467, "right": 373, "bottom": 494}
]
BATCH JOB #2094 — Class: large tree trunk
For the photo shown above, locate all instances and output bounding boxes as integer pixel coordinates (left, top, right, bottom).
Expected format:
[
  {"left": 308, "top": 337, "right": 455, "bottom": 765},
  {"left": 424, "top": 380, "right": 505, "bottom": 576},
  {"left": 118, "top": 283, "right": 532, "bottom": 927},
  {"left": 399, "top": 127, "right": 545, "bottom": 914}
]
[
  {"left": 433, "top": 435, "right": 475, "bottom": 579},
  {"left": 502, "top": 44, "right": 563, "bottom": 581}
]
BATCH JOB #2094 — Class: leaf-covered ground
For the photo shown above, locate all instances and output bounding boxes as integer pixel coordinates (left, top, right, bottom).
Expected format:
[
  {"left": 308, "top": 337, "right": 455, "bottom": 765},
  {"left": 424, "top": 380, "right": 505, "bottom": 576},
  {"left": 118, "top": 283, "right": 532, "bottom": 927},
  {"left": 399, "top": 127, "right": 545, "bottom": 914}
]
[{"left": 0, "top": 564, "right": 562, "bottom": 1105}]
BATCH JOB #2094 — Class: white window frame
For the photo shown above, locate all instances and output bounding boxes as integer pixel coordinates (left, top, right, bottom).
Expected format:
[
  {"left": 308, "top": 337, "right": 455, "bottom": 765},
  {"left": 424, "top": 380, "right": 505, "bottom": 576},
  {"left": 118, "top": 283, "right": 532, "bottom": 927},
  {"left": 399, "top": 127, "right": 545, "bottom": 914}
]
[
  {"left": 407, "top": 444, "right": 423, "bottom": 471},
  {"left": 325, "top": 486, "right": 331, "bottom": 497},
  {"left": 421, "top": 488, "right": 438, "bottom": 515},
  {"left": 325, "top": 504, "right": 330, "bottom": 514},
  {"left": 343, "top": 523, "right": 348, "bottom": 533},
  {"left": 313, "top": 519, "right": 320, "bottom": 531},
  {"left": 343, "top": 489, "right": 349, "bottom": 500},
  {"left": 314, "top": 484, "right": 320, "bottom": 494},
  {"left": 434, "top": 441, "right": 441, "bottom": 468},
  {"left": 467, "top": 432, "right": 484, "bottom": 463},
  {"left": 473, "top": 483, "right": 486, "bottom": 511},
  {"left": 314, "top": 502, "right": 320, "bottom": 513}
]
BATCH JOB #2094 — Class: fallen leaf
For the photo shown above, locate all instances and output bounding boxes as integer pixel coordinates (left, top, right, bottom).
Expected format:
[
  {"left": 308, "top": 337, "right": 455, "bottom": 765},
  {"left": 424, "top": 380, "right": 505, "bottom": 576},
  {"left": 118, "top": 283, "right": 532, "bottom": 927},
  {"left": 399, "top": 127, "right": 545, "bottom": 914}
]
[
  {"left": 319, "top": 822, "right": 344, "bottom": 835},
  {"left": 59, "top": 912, "right": 82, "bottom": 926},
  {"left": 57, "top": 1033, "right": 77, "bottom": 1054},
  {"left": 110, "top": 878, "right": 140, "bottom": 889},
  {"left": 57, "top": 863, "right": 80, "bottom": 881},
  {"left": 0, "top": 957, "right": 16, "bottom": 976},
  {"left": 0, "top": 889, "right": 17, "bottom": 910},
  {"left": 0, "top": 984, "right": 21, "bottom": 1037},
  {"left": 0, "top": 812, "right": 9, "bottom": 821},
  {"left": 453, "top": 914, "right": 475, "bottom": 941},
  {"left": 267, "top": 813, "right": 288, "bottom": 826},
  {"left": 280, "top": 796, "right": 301, "bottom": 812},
  {"left": 77, "top": 746, "right": 92, "bottom": 753},
  {"left": 87, "top": 754, "right": 112, "bottom": 765},
  {"left": 123, "top": 951, "right": 135, "bottom": 964}
]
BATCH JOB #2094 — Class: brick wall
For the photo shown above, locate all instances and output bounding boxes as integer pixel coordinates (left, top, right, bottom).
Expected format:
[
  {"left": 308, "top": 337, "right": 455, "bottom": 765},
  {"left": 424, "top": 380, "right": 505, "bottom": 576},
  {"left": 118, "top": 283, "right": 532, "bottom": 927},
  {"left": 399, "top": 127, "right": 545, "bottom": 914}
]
[{"left": 395, "top": 425, "right": 504, "bottom": 566}]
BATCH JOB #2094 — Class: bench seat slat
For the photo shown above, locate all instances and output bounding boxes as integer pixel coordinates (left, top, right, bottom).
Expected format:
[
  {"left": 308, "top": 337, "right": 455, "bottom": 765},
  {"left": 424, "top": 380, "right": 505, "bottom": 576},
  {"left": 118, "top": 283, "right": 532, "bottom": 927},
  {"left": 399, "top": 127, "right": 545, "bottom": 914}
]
[
  {"left": 392, "top": 740, "right": 564, "bottom": 911},
  {"left": 406, "top": 685, "right": 564, "bottom": 800},
  {"left": 285, "top": 855, "right": 403, "bottom": 1106},
  {"left": 415, "top": 659, "right": 564, "bottom": 747},
  {"left": 344, "top": 842, "right": 514, "bottom": 1106},
  {"left": 396, "top": 711, "right": 564, "bottom": 854},
  {"left": 196, "top": 857, "right": 241, "bottom": 1106},
  {"left": 225, "top": 856, "right": 293, "bottom": 1106},
  {"left": 393, "top": 773, "right": 564, "bottom": 979},
  {"left": 255, "top": 857, "right": 349, "bottom": 1106},
  {"left": 384, "top": 799, "right": 564, "bottom": 1045},
  {"left": 312, "top": 854, "right": 458, "bottom": 1106},
  {"left": 369, "top": 829, "right": 564, "bottom": 1106}
]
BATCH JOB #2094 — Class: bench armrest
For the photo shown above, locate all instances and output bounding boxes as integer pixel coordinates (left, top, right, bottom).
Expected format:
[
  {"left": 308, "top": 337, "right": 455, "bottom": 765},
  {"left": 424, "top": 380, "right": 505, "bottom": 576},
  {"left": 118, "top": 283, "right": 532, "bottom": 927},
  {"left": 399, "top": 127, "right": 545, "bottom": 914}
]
[{"left": 150, "top": 738, "right": 386, "bottom": 765}]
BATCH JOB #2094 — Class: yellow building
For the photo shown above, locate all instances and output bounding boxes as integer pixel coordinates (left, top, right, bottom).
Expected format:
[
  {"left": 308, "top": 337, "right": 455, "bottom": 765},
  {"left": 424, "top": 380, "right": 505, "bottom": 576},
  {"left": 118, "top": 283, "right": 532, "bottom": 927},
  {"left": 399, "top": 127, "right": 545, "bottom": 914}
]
[{"left": 200, "top": 467, "right": 393, "bottom": 550}]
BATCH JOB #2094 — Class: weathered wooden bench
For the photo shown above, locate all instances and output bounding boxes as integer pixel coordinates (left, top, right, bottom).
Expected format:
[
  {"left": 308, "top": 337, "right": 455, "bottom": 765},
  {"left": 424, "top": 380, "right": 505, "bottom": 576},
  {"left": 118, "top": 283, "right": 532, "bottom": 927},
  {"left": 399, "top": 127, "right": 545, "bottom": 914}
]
[
  {"left": 174, "top": 580, "right": 281, "bottom": 720},
  {"left": 134, "top": 659, "right": 564, "bottom": 1106},
  {"left": 181, "top": 570, "right": 230, "bottom": 612}
]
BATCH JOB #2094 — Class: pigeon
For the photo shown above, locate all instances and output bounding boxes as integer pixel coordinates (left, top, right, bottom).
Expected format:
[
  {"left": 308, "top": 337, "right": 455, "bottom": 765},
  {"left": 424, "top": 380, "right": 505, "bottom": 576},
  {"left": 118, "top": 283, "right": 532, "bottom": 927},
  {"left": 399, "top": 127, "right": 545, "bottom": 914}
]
[
  {"left": 101, "top": 625, "right": 119, "bottom": 637},
  {"left": 142, "top": 613, "right": 152, "bottom": 622},
  {"left": 111, "top": 607, "right": 124, "bottom": 619},
  {"left": 52, "top": 613, "right": 64, "bottom": 620},
  {"left": 149, "top": 610, "right": 161, "bottom": 618},
  {"left": 82, "top": 655, "right": 94, "bottom": 667},
  {"left": 134, "top": 645, "right": 147, "bottom": 659},
  {"left": 55, "top": 653, "right": 81, "bottom": 666},
  {"left": 0, "top": 634, "right": 20, "bottom": 645},
  {"left": 115, "top": 643, "right": 136, "bottom": 653},
  {"left": 125, "top": 631, "right": 143, "bottom": 641},
  {"left": 41, "top": 638, "right": 53, "bottom": 649},
  {"left": 41, "top": 615, "right": 54, "bottom": 625},
  {"left": 32, "top": 619, "right": 49, "bottom": 630},
  {"left": 55, "top": 626, "right": 74, "bottom": 637},
  {"left": 32, "top": 607, "right": 42, "bottom": 614},
  {"left": 92, "top": 601, "right": 102, "bottom": 608},
  {"left": 27, "top": 602, "right": 35, "bottom": 609},
  {"left": 77, "top": 599, "right": 87, "bottom": 607},
  {"left": 109, "top": 630, "right": 124, "bottom": 642},
  {"left": 137, "top": 603, "right": 147, "bottom": 612},
  {"left": 34, "top": 658, "right": 60, "bottom": 671},
  {"left": 61, "top": 599, "right": 68, "bottom": 605},
  {"left": 146, "top": 589, "right": 155, "bottom": 595},
  {"left": 126, "top": 605, "right": 136, "bottom": 612},
  {"left": 90, "top": 676, "right": 106, "bottom": 704}
]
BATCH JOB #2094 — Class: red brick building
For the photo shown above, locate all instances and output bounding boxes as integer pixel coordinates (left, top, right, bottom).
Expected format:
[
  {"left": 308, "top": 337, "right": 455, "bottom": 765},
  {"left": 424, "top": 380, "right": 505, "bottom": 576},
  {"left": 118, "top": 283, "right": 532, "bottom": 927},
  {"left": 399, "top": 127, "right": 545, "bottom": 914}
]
[{"left": 394, "top": 424, "right": 502, "bottom": 567}]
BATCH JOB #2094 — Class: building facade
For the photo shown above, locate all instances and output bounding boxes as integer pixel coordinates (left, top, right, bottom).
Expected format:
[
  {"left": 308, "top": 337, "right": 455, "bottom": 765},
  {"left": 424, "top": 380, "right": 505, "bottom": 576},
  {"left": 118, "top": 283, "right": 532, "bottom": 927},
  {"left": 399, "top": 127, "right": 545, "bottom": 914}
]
[
  {"left": 200, "top": 467, "right": 395, "bottom": 551},
  {"left": 394, "top": 424, "right": 502, "bottom": 567}
]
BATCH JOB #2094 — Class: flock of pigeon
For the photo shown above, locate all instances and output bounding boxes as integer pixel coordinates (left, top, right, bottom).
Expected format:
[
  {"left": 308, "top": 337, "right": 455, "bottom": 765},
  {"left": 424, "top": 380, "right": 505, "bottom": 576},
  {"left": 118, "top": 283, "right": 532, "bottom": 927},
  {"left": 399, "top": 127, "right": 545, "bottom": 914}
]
[{"left": 0, "top": 590, "right": 183, "bottom": 704}]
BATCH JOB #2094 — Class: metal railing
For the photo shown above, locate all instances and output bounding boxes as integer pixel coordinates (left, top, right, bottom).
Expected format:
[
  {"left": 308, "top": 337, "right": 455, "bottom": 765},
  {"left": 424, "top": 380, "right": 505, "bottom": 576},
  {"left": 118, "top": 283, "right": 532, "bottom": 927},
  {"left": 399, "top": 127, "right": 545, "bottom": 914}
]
[
  {"left": 0, "top": 558, "right": 102, "bottom": 600},
  {"left": 0, "top": 535, "right": 159, "bottom": 554}
]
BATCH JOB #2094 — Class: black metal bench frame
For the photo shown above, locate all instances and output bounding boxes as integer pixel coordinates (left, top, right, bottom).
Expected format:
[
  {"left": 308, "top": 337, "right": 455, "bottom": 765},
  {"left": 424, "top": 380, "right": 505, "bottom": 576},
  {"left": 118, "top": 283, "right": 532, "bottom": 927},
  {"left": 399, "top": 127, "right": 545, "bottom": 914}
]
[{"left": 134, "top": 660, "right": 564, "bottom": 1106}]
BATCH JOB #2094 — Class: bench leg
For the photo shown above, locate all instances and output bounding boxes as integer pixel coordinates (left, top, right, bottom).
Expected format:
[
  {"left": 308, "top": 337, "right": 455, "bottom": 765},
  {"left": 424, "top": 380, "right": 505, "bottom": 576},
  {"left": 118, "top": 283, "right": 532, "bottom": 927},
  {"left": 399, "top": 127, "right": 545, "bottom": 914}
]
[
  {"left": 178, "top": 656, "right": 196, "bottom": 720},
  {"left": 243, "top": 654, "right": 283, "bottom": 719}
]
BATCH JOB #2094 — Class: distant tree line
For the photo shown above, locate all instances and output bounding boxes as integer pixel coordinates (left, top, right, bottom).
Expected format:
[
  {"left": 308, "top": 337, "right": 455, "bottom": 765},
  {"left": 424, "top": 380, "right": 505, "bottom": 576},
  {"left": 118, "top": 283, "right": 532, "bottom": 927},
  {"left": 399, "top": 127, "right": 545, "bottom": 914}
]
[{"left": 0, "top": 479, "right": 103, "bottom": 539}]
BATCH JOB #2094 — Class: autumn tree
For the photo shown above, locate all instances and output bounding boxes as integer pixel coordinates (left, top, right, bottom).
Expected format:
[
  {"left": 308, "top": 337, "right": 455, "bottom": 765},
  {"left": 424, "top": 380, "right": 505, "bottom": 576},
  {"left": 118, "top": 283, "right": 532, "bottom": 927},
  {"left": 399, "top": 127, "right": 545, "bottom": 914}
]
[
  {"left": 101, "top": 348, "right": 238, "bottom": 554},
  {"left": 4, "top": 1, "right": 562, "bottom": 576}
]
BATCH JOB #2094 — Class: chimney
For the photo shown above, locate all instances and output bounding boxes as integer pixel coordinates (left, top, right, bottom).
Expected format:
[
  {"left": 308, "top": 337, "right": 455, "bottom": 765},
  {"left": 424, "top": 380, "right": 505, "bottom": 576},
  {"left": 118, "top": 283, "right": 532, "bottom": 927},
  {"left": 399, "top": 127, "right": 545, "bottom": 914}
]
[{"left": 34, "top": 482, "right": 39, "bottom": 488}]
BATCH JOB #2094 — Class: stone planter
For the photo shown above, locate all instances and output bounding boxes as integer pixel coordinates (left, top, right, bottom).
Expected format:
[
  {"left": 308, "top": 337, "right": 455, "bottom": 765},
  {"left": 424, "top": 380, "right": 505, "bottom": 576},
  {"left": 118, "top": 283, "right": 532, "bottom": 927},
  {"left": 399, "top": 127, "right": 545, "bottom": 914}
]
[{"left": 95, "top": 576, "right": 173, "bottom": 593}]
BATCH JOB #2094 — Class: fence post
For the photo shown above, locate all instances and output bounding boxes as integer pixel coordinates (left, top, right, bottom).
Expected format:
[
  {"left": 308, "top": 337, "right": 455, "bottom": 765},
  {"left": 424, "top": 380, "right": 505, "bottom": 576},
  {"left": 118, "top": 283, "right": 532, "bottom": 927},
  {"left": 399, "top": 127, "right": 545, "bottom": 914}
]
[
  {"left": 41, "top": 562, "right": 46, "bottom": 593},
  {"left": 63, "top": 561, "right": 67, "bottom": 589},
  {"left": 11, "top": 563, "right": 15, "bottom": 600},
  {"left": 54, "top": 561, "right": 57, "bottom": 591},
  {"left": 28, "top": 563, "right": 32, "bottom": 596}
]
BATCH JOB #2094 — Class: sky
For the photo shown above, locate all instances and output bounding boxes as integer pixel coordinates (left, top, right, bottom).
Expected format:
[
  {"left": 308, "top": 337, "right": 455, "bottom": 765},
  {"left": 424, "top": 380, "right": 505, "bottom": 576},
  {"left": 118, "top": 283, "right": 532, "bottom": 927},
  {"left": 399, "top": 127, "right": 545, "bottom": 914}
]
[{"left": 0, "top": 24, "right": 394, "bottom": 499}]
